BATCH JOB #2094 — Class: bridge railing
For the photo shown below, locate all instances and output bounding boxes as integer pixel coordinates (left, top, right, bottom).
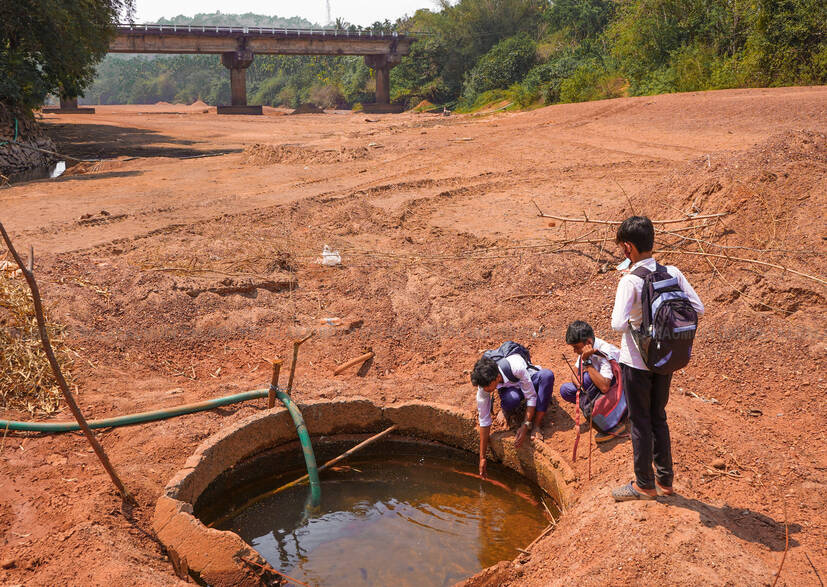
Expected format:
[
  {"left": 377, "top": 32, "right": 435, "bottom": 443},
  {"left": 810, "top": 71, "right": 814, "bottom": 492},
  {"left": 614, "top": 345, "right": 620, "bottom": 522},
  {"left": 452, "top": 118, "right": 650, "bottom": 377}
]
[{"left": 116, "top": 24, "right": 404, "bottom": 39}]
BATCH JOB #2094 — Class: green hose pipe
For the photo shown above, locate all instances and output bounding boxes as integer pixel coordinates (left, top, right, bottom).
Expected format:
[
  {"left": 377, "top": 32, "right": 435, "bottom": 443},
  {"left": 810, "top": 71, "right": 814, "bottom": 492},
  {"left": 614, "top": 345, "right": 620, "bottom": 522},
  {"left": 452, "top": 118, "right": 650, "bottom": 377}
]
[
  {"left": 0, "top": 389, "right": 269, "bottom": 433},
  {"left": 272, "top": 385, "right": 321, "bottom": 507}
]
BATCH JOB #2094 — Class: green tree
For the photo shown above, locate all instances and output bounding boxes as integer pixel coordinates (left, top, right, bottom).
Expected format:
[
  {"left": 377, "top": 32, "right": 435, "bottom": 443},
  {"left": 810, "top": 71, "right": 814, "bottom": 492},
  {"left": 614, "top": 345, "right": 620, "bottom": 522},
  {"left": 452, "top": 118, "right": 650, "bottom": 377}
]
[
  {"left": 462, "top": 33, "right": 537, "bottom": 103},
  {"left": 0, "top": 0, "right": 133, "bottom": 111}
]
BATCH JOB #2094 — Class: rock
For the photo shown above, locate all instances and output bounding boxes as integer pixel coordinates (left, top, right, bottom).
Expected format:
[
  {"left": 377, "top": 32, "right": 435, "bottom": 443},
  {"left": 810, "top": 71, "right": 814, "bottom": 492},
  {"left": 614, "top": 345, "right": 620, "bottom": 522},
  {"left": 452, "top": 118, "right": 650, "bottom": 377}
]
[
  {"left": 1, "top": 558, "right": 16, "bottom": 569},
  {"left": 712, "top": 458, "right": 726, "bottom": 470}
]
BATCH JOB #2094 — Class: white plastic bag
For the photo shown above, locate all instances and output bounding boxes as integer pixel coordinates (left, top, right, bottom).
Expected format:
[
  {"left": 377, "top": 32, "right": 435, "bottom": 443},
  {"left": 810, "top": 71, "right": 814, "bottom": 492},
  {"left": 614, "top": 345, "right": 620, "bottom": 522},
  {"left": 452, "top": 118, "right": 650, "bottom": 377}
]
[{"left": 320, "top": 245, "right": 341, "bottom": 266}]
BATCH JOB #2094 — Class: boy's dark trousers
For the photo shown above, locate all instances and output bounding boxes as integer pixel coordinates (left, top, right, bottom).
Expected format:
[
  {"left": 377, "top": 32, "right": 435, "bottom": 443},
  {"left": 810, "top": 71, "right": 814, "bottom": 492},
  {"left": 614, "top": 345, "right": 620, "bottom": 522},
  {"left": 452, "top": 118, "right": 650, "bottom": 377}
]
[{"left": 621, "top": 364, "right": 674, "bottom": 490}]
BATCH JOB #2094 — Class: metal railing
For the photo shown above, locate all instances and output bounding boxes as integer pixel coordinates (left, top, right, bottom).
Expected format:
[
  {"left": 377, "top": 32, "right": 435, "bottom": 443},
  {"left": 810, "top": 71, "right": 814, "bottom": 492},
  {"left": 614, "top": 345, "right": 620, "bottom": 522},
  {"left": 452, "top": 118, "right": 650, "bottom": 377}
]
[{"left": 116, "top": 23, "right": 406, "bottom": 39}]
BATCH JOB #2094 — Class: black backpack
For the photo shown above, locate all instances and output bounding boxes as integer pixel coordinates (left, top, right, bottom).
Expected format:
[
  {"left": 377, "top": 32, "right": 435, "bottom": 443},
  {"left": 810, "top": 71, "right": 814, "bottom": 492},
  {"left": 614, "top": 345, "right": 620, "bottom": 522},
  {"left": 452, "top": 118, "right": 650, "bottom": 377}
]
[
  {"left": 630, "top": 264, "right": 698, "bottom": 374},
  {"left": 483, "top": 341, "right": 537, "bottom": 382}
]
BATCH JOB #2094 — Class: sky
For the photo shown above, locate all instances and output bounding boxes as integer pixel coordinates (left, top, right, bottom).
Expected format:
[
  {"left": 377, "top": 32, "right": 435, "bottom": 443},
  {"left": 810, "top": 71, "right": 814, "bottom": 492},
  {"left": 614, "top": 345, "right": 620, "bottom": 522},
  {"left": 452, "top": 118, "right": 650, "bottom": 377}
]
[{"left": 132, "top": 0, "right": 439, "bottom": 27}]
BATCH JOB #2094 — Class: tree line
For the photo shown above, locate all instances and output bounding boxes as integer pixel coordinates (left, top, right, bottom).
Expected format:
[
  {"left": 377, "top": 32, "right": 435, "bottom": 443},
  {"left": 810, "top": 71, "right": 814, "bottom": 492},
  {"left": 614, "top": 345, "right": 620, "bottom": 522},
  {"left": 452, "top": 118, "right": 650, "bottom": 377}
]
[{"left": 2, "top": 2, "right": 826, "bottom": 116}]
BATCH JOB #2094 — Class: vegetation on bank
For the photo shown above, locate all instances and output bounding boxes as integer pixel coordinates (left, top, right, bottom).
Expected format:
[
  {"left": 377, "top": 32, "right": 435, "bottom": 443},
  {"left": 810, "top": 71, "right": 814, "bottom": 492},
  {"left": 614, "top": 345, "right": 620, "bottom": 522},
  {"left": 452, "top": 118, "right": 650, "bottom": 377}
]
[{"left": 2, "top": 1, "right": 826, "bottom": 116}]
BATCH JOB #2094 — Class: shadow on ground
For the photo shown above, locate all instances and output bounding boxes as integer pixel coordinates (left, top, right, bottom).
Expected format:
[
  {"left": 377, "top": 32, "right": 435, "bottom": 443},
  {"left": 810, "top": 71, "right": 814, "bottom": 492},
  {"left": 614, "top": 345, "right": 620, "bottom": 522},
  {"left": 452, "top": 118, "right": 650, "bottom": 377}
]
[
  {"left": 664, "top": 495, "right": 801, "bottom": 551},
  {"left": 44, "top": 121, "right": 240, "bottom": 159}
]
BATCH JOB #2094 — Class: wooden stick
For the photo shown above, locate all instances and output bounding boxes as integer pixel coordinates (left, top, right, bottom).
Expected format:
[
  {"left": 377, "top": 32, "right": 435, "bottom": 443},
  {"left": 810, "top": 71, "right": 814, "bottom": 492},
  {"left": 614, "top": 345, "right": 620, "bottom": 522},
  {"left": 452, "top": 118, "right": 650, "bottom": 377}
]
[
  {"left": 210, "top": 425, "right": 398, "bottom": 527},
  {"left": 503, "top": 293, "right": 553, "bottom": 302},
  {"left": 657, "top": 249, "right": 826, "bottom": 286},
  {"left": 286, "top": 332, "right": 314, "bottom": 394},
  {"left": 0, "top": 136, "right": 91, "bottom": 162},
  {"left": 772, "top": 498, "right": 789, "bottom": 587},
  {"left": 804, "top": 552, "right": 824, "bottom": 587},
  {"left": 523, "top": 520, "right": 556, "bottom": 552},
  {"left": 531, "top": 201, "right": 728, "bottom": 225},
  {"left": 239, "top": 556, "right": 309, "bottom": 587},
  {"left": 0, "top": 222, "right": 132, "bottom": 501},
  {"left": 268, "top": 359, "right": 282, "bottom": 409},
  {"left": 333, "top": 350, "right": 375, "bottom": 375}
]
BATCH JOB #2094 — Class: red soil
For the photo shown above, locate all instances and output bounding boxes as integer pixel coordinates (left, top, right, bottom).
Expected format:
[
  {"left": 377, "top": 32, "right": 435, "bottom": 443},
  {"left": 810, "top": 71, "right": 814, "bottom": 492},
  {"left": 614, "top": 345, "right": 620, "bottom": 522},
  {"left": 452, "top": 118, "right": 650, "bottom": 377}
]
[{"left": 1, "top": 86, "right": 825, "bottom": 586}]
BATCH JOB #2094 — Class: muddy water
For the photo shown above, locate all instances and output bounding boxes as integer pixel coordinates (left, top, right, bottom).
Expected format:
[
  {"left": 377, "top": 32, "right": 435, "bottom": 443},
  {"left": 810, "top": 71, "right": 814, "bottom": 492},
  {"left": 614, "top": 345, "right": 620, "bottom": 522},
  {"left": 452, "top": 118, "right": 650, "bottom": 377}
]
[{"left": 214, "top": 444, "right": 551, "bottom": 586}]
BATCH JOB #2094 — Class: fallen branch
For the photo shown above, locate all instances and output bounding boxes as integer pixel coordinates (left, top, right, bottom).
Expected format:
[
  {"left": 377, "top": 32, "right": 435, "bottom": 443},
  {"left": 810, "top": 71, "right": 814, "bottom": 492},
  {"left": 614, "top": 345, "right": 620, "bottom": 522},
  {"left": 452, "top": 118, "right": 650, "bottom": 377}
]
[
  {"left": 333, "top": 349, "right": 374, "bottom": 375},
  {"left": 532, "top": 201, "right": 728, "bottom": 225},
  {"left": 657, "top": 249, "right": 826, "bottom": 286},
  {"left": 0, "top": 136, "right": 93, "bottom": 163},
  {"left": 772, "top": 499, "right": 789, "bottom": 587},
  {"left": 804, "top": 552, "right": 824, "bottom": 587},
  {"left": 523, "top": 519, "right": 557, "bottom": 552},
  {"left": 0, "top": 222, "right": 132, "bottom": 500},
  {"left": 503, "top": 293, "right": 553, "bottom": 302}
]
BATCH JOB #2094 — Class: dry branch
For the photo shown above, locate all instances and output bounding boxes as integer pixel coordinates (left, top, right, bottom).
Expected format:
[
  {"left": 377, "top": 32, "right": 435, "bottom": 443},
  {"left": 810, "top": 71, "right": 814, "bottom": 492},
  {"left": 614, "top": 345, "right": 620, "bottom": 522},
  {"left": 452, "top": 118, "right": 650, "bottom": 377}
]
[
  {"left": 0, "top": 222, "right": 132, "bottom": 500},
  {"left": 657, "top": 249, "right": 826, "bottom": 286},
  {"left": 532, "top": 200, "right": 728, "bottom": 225}
]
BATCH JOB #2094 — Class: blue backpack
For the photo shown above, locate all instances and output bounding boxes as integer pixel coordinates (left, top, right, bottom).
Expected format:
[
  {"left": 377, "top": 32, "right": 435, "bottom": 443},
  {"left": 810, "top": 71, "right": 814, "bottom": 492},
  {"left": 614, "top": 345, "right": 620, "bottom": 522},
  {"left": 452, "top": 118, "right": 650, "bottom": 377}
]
[
  {"left": 630, "top": 264, "right": 698, "bottom": 374},
  {"left": 483, "top": 341, "right": 536, "bottom": 382}
]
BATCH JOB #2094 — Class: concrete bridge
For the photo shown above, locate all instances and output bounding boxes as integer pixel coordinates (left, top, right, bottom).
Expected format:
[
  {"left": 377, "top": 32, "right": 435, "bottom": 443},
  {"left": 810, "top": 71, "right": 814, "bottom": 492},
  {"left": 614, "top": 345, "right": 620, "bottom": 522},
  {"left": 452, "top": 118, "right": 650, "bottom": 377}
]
[{"left": 53, "top": 24, "right": 415, "bottom": 115}]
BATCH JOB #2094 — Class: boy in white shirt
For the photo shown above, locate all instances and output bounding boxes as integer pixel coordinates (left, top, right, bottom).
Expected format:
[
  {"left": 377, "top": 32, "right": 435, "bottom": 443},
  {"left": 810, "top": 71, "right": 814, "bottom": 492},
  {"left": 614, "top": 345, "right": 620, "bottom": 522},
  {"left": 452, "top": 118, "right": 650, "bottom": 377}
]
[
  {"left": 610, "top": 216, "right": 704, "bottom": 501},
  {"left": 471, "top": 352, "right": 555, "bottom": 478},
  {"left": 559, "top": 320, "right": 626, "bottom": 442}
]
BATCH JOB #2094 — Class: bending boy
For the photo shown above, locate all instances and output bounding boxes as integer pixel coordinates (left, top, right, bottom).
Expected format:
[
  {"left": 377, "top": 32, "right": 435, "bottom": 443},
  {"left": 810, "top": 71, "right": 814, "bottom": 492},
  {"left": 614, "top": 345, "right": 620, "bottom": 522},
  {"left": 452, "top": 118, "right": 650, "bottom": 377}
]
[
  {"left": 559, "top": 320, "right": 626, "bottom": 441},
  {"left": 471, "top": 351, "right": 554, "bottom": 478},
  {"left": 610, "top": 216, "right": 704, "bottom": 501}
]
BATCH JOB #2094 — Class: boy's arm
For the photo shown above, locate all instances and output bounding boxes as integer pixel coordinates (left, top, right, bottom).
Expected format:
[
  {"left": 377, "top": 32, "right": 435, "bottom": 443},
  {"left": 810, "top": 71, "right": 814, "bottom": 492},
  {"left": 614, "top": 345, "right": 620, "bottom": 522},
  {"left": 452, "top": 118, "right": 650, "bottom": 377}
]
[
  {"left": 611, "top": 276, "right": 636, "bottom": 331},
  {"left": 584, "top": 363, "right": 611, "bottom": 393},
  {"left": 477, "top": 388, "right": 493, "bottom": 477}
]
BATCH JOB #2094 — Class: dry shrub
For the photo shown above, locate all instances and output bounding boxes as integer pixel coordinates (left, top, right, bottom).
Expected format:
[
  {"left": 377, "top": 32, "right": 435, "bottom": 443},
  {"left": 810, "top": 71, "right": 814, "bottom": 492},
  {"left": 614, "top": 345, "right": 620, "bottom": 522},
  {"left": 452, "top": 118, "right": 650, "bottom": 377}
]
[
  {"left": 241, "top": 143, "right": 370, "bottom": 166},
  {"left": 0, "top": 258, "right": 70, "bottom": 415}
]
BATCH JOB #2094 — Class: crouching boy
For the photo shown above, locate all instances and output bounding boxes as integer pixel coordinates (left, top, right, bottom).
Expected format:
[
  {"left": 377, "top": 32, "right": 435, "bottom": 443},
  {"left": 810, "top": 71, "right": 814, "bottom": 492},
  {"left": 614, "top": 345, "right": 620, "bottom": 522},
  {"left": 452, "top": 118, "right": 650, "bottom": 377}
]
[
  {"left": 559, "top": 320, "right": 627, "bottom": 442},
  {"left": 471, "top": 342, "right": 554, "bottom": 477}
]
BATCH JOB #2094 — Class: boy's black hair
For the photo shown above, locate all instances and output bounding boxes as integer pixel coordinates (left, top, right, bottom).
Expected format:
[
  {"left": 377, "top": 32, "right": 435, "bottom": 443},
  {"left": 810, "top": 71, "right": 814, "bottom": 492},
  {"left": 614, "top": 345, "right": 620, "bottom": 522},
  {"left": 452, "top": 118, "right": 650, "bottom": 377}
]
[
  {"left": 565, "top": 320, "right": 595, "bottom": 345},
  {"left": 471, "top": 356, "right": 500, "bottom": 387},
  {"left": 616, "top": 216, "right": 654, "bottom": 253}
]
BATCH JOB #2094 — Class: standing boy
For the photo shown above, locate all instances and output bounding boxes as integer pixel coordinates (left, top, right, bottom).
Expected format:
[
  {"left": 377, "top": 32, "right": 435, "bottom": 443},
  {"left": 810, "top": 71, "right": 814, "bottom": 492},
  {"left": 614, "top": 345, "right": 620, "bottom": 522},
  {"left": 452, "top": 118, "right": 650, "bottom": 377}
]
[{"left": 610, "top": 216, "right": 704, "bottom": 501}]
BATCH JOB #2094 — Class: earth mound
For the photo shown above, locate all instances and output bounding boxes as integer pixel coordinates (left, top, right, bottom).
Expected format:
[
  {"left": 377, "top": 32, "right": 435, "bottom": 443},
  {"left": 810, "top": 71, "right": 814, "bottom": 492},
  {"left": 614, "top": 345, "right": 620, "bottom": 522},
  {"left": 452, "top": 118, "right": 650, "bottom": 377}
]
[
  {"left": 637, "top": 129, "right": 826, "bottom": 315},
  {"left": 242, "top": 143, "right": 371, "bottom": 166},
  {"left": 290, "top": 103, "right": 325, "bottom": 114}
]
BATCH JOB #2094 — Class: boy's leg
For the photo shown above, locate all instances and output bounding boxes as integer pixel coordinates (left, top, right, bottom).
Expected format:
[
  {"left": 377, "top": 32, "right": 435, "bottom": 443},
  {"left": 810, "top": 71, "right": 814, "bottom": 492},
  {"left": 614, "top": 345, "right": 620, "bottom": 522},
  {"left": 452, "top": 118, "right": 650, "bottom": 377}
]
[
  {"left": 530, "top": 369, "right": 555, "bottom": 425},
  {"left": 650, "top": 372, "right": 674, "bottom": 487},
  {"left": 559, "top": 382, "right": 578, "bottom": 404},
  {"left": 621, "top": 364, "right": 656, "bottom": 491},
  {"left": 498, "top": 388, "right": 526, "bottom": 427}
]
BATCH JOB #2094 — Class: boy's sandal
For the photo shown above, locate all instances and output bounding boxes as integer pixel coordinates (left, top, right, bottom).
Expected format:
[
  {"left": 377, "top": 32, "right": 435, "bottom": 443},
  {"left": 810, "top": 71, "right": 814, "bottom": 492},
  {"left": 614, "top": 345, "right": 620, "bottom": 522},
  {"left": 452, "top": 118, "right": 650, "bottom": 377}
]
[
  {"left": 655, "top": 481, "right": 674, "bottom": 496},
  {"left": 612, "top": 481, "right": 656, "bottom": 502}
]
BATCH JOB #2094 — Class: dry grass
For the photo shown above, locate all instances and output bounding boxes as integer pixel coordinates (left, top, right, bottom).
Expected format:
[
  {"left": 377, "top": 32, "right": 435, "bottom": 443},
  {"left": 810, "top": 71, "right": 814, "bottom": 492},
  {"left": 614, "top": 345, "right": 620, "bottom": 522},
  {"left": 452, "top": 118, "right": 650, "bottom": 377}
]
[{"left": 0, "top": 256, "right": 70, "bottom": 415}]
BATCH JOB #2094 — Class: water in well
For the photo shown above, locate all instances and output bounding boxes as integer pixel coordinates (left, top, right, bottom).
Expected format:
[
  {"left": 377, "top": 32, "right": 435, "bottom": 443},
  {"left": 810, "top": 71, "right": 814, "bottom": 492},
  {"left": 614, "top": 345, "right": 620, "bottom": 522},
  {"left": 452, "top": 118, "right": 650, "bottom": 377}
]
[{"left": 204, "top": 440, "right": 553, "bottom": 587}]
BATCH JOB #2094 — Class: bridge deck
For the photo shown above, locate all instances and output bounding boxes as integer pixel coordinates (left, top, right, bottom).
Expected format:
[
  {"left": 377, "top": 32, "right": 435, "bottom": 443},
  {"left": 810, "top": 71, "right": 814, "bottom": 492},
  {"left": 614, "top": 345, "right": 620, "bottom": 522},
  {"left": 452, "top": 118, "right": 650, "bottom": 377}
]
[{"left": 111, "top": 25, "right": 414, "bottom": 56}]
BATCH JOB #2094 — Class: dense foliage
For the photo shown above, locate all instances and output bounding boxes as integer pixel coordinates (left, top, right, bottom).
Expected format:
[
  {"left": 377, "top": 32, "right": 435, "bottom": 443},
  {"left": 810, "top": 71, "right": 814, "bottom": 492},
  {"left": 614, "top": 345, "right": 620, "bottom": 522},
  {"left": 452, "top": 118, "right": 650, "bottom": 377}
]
[
  {"left": 0, "top": 0, "right": 132, "bottom": 111},
  {"left": 82, "top": 1, "right": 826, "bottom": 111}
]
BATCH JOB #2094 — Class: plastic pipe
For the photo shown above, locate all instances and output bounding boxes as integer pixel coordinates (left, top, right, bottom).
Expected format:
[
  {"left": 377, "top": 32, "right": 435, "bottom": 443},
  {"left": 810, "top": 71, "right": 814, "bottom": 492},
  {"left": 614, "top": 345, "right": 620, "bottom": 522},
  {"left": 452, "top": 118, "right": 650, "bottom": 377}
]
[
  {"left": 0, "top": 389, "right": 269, "bottom": 433},
  {"left": 272, "top": 385, "right": 321, "bottom": 507}
]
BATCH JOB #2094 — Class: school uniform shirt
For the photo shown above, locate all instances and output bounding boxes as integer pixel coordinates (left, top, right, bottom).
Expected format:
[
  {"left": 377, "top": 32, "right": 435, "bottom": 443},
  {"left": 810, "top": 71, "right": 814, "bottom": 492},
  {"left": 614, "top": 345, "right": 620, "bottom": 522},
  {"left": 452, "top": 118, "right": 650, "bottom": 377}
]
[
  {"left": 611, "top": 257, "right": 704, "bottom": 370},
  {"left": 476, "top": 354, "right": 538, "bottom": 427},
  {"left": 574, "top": 337, "right": 619, "bottom": 380}
]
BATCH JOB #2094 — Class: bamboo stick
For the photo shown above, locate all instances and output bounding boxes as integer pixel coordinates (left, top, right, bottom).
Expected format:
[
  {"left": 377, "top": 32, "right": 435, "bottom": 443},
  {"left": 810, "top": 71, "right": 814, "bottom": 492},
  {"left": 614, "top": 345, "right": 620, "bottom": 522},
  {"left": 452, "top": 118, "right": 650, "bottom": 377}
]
[
  {"left": 333, "top": 350, "right": 374, "bottom": 375},
  {"left": 268, "top": 359, "right": 282, "bottom": 409},
  {"left": 0, "top": 222, "right": 132, "bottom": 500},
  {"left": 287, "top": 332, "right": 314, "bottom": 394},
  {"left": 210, "top": 425, "right": 398, "bottom": 527}
]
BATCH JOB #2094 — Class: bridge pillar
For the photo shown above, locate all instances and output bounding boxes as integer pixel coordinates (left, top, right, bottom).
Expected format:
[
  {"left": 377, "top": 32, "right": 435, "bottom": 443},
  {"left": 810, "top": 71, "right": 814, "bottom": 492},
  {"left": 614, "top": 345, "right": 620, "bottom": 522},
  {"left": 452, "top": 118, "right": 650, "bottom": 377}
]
[
  {"left": 218, "top": 50, "right": 262, "bottom": 115},
  {"left": 364, "top": 54, "right": 403, "bottom": 113}
]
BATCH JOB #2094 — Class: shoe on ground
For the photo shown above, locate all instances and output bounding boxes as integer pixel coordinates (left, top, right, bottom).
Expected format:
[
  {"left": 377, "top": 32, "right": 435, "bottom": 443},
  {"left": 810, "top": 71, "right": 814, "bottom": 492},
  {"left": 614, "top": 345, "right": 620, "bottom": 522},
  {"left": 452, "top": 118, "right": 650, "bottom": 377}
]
[{"left": 595, "top": 420, "right": 627, "bottom": 443}]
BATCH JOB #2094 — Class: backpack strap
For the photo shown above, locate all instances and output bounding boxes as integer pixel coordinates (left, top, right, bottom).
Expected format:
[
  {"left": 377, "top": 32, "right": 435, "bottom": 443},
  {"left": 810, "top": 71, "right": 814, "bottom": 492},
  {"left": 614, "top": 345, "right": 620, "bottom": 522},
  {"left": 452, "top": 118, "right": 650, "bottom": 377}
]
[
  {"left": 497, "top": 358, "right": 520, "bottom": 383},
  {"left": 631, "top": 265, "right": 652, "bottom": 279}
]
